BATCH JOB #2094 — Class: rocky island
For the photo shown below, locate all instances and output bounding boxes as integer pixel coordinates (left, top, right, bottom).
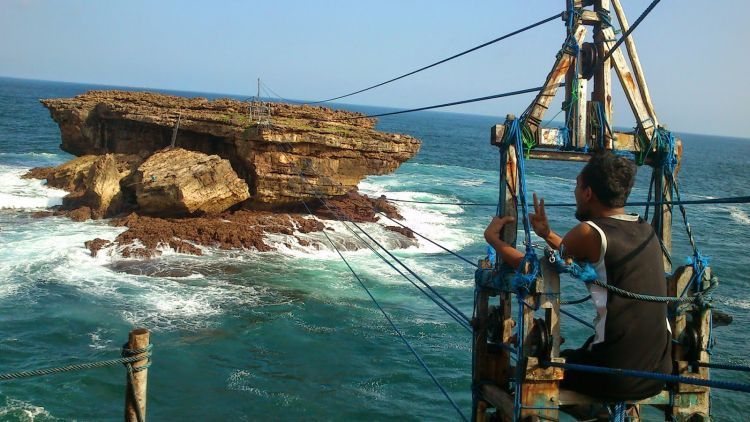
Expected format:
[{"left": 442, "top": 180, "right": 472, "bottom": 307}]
[{"left": 25, "top": 90, "right": 421, "bottom": 258}]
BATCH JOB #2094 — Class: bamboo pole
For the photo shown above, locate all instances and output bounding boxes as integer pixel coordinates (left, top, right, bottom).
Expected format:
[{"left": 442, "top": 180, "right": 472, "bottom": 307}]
[{"left": 124, "top": 328, "right": 150, "bottom": 422}]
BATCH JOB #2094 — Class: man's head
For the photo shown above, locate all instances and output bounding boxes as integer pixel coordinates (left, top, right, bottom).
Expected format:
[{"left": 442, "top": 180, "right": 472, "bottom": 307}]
[{"left": 574, "top": 151, "right": 637, "bottom": 221}]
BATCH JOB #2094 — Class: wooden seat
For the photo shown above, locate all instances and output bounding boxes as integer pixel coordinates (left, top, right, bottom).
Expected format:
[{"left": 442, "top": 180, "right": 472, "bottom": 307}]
[{"left": 559, "top": 388, "right": 670, "bottom": 407}]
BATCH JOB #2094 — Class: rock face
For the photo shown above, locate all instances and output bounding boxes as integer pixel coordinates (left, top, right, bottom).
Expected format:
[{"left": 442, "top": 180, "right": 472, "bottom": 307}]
[
  {"left": 25, "top": 153, "right": 142, "bottom": 219},
  {"left": 135, "top": 148, "right": 249, "bottom": 216},
  {"left": 41, "top": 90, "right": 421, "bottom": 206}
]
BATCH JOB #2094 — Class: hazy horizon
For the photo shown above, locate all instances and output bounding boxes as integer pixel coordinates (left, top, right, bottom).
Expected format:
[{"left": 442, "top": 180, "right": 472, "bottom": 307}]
[{"left": 5, "top": 74, "right": 748, "bottom": 143}]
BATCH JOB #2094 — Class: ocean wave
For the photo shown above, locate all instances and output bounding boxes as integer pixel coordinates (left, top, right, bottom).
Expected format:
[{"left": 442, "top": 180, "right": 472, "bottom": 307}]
[
  {"left": 0, "top": 166, "right": 67, "bottom": 210},
  {"left": 0, "top": 398, "right": 56, "bottom": 421}
]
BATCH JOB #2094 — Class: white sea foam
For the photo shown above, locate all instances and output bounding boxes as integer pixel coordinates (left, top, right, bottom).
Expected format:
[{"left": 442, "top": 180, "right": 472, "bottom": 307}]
[
  {"left": 0, "top": 165, "right": 67, "bottom": 209},
  {"left": 0, "top": 398, "right": 54, "bottom": 421},
  {"left": 729, "top": 206, "right": 750, "bottom": 225}
]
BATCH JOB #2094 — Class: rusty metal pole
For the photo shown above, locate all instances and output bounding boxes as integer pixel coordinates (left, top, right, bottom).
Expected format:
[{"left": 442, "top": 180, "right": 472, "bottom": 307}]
[{"left": 124, "top": 328, "right": 150, "bottom": 422}]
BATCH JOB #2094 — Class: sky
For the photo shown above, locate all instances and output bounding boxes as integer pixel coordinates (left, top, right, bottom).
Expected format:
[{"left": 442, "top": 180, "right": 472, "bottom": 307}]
[{"left": 1, "top": 0, "right": 748, "bottom": 137}]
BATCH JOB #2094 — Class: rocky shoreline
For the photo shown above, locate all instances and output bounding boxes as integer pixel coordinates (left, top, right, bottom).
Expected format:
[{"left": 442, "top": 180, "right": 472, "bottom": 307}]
[{"left": 26, "top": 90, "right": 421, "bottom": 258}]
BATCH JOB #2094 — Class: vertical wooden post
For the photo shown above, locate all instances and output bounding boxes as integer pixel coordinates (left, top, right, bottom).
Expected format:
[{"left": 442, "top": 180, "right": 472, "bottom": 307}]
[
  {"left": 124, "top": 328, "right": 150, "bottom": 422},
  {"left": 611, "top": 0, "right": 658, "bottom": 121},
  {"left": 564, "top": 47, "right": 588, "bottom": 149},
  {"left": 593, "top": 0, "right": 613, "bottom": 149}
]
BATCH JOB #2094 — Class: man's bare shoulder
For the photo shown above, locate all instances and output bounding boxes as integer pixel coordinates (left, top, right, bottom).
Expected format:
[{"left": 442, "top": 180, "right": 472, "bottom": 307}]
[{"left": 562, "top": 222, "right": 602, "bottom": 262}]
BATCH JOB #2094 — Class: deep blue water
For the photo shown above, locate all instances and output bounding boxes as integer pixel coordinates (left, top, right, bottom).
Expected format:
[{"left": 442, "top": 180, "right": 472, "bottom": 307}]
[{"left": 0, "top": 76, "right": 749, "bottom": 420}]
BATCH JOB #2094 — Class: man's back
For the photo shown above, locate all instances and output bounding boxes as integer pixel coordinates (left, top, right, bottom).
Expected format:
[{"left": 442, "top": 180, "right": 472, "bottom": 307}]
[{"left": 571, "top": 214, "right": 672, "bottom": 400}]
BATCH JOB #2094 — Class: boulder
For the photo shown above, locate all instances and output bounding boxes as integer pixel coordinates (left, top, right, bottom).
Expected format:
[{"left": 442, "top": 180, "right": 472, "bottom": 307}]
[
  {"left": 24, "top": 153, "right": 142, "bottom": 218},
  {"left": 135, "top": 148, "right": 250, "bottom": 216},
  {"left": 23, "top": 155, "right": 99, "bottom": 191}
]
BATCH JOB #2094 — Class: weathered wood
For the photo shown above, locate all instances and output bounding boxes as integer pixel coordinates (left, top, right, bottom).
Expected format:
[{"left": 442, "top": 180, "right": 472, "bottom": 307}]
[
  {"left": 612, "top": 0, "right": 658, "bottom": 121},
  {"left": 559, "top": 389, "right": 670, "bottom": 406},
  {"left": 539, "top": 128, "right": 636, "bottom": 151},
  {"left": 521, "top": 358, "right": 564, "bottom": 420},
  {"left": 540, "top": 261, "right": 561, "bottom": 357},
  {"left": 579, "top": 10, "right": 602, "bottom": 25},
  {"left": 124, "top": 328, "right": 150, "bottom": 422},
  {"left": 575, "top": 78, "right": 588, "bottom": 148},
  {"left": 668, "top": 266, "right": 692, "bottom": 359},
  {"left": 526, "top": 25, "right": 587, "bottom": 135},
  {"left": 593, "top": 0, "right": 613, "bottom": 149},
  {"left": 529, "top": 150, "right": 593, "bottom": 162},
  {"left": 601, "top": 26, "right": 656, "bottom": 138},
  {"left": 474, "top": 118, "right": 520, "bottom": 420},
  {"left": 481, "top": 385, "right": 515, "bottom": 422}
]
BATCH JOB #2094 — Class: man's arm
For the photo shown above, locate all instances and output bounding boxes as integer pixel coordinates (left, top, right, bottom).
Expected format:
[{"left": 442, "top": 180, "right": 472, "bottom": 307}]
[
  {"left": 560, "top": 222, "right": 602, "bottom": 262},
  {"left": 484, "top": 216, "right": 524, "bottom": 268}
]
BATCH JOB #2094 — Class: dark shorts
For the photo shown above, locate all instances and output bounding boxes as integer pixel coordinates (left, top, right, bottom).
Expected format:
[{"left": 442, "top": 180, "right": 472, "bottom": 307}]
[{"left": 560, "top": 336, "right": 666, "bottom": 401}]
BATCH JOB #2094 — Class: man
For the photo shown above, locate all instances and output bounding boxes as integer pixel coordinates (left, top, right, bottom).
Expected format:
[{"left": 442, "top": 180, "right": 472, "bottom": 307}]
[{"left": 484, "top": 151, "right": 671, "bottom": 401}]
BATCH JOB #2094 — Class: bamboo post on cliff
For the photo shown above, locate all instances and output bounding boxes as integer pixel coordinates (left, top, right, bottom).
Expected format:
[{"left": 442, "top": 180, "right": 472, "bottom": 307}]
[{"left": 124, "top": 328, "right": 151, "bottom": 422}]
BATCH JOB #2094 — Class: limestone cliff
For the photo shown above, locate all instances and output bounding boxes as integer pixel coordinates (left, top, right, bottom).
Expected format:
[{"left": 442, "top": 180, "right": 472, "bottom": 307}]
[{"left": 40, "top": 90, "right": 421, "bottom": 206}]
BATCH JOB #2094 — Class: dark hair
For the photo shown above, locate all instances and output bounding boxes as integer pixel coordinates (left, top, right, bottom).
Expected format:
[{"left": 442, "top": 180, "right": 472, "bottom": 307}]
[{"left": 580, "top": 151, "right": 637, "bottom": 208}]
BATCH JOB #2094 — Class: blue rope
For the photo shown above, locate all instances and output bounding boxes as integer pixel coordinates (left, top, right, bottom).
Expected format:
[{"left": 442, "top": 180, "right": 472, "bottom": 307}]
[
  {"left": 301, "top": 202, "right": 468, "bottom": 421},
  {"left": 544, "top": 360, "right": 750, "bottom": 394},
  {"left": 561, "top": 308, "right": 595, "bottom": 330},
  {"left": 613, "top": 401, "right": 627, "bottom": 422}
]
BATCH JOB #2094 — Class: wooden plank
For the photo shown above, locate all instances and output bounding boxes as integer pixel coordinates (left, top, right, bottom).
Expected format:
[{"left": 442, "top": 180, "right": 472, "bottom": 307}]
[
  {"left": 481, "top": 385, "right": 514, "bottom": 422},
  {"left": 593, "top": 0, "right": 613, "bottom": 149},
  {"left": 529, "top": 150, "right": 593, "bottom": 162},
  {"left": 612, "top": 0, "right": 658, "bottom": 121},
  {"left": 575, "top": 77, "right": 588, "bottom": 149},
  {"left": 475, "top": 119, "right": 519, "bottom": 420},
  {"left": 559, "top": 389, "right": 670, "bottom": 406},
  {"left": 540, "top": 260, "right": 561, "bottom": 357},
  {"left": 579, "top": 10, "right": 602, "bottom": 25},
  {"left": 526, "top": 25, "right": 587, "bottom": 135},
  {"left": 601, "top": 26, "right": 657, "bottom": 138},
  {"left": 521, "top": 358, "right": 563, "bottom": 420},
  {"left": 538, "top": 128, "right": 636, "bottom": 151}
]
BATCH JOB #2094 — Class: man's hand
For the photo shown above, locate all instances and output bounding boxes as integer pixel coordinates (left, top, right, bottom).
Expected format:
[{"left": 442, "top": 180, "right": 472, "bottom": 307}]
[
  {"left": 529, "top": 192, "right": 551, "bottom": 239},
  {"left": 484, "top": 216, "right": 515, "bottom": 243}
]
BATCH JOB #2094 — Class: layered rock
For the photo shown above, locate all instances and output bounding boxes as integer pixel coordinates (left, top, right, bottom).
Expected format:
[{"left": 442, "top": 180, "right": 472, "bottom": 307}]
[
  {"left": 41, "top": 90, "right": 421, "bottom": 206},
  {"left": 24, "top": 153, "right": 142, "bottom": 219},
  {"left": 135, "top": 148, "right": 249, "bottom": 216}
]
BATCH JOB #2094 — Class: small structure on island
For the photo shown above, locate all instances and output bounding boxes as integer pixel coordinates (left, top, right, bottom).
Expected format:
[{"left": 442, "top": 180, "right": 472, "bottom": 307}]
[{"left": 248, "top": 78, "right": 271, "bottom": 128}]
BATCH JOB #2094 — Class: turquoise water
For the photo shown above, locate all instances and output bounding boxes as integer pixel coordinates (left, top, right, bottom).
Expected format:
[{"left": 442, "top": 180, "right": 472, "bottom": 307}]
[{"left": 0, "top": 76, "right": 749, "bottom": 420}]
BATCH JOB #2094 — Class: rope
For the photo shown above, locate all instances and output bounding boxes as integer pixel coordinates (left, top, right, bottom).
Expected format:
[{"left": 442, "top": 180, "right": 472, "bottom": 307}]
[
  {"left": 546, "top": 249, "right": 717, "bottom": 305},
  {"left": 560, "top": 308, "right": 595, "bottom": 330},
  {"left": 322, "top": 203, "right": 471, "bottom": 332},
  {"left": 348, "top": 84, "right": 565, "bottom": 120},
  {"left": 692, "top": 361, "right": 750, "bottom": 373},
  {"left": 376, "top": 211, "right": 478, "bottom": 269},
  {"left": 544, "top": 360, "right": 750, "bottom": 394},
  {"left": 300, "top": 201, "right": 468, "bottom": 421},
  {"left": 560, "top": 295, "right": 591, "bottom": 306},
  {"left": 380, "top": 195, "right": 750, "bottom": 208},
  {"left": 306, "top": 12, "right": 562, "bottom": 104},
  {"left": 0, "top": 345, "right": 152, "bottom": 381},
  {"left": 601, "top": 0, "right": 662, "bottom": 62}
]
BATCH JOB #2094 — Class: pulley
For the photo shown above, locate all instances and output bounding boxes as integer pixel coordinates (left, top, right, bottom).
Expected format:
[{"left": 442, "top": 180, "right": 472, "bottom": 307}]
[
  {"left": 528, "top": 318, "right": 553, "bottom": 360},
  {"left": 682, "top": 324, "right": 701, "bottom": 362},
  {"left": 580, "top": 42, "right": 598, "bottom": 80},
  {"left": 487, "top": 305, "right": 503, "bottom": 344}
]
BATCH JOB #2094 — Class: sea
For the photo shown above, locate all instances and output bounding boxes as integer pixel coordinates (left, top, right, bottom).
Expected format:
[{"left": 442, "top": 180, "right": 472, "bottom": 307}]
[{"left": 0, "top": 76, "right": 748, "bottom": 421}]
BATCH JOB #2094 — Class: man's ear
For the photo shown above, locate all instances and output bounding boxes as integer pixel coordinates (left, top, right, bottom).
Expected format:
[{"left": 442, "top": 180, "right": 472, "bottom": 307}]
[{"left": 582, "top": 186, "right": 593, "bottom": 202}]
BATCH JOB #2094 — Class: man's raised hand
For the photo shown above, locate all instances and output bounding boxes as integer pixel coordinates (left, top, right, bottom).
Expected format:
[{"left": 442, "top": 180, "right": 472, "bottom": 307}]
[{"left": 529, "top": 192, "right": 550, "bottom": 239}]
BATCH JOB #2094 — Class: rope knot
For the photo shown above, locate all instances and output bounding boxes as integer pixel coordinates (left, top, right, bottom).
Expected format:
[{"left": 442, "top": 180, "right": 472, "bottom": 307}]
[{"left": 121, "top": 343, "right": 153, "bottom": 372}]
